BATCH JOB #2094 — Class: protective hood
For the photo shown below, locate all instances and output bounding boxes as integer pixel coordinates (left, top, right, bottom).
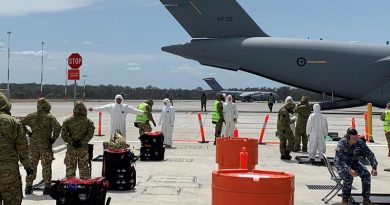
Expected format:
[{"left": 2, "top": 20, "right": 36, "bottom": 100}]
[
  {"left": 313, "top": 103, "right": 321, "bottom": 115},
  {"left": 37, "top": 98, "right": 51, "bottom": 113},
  {"left": 0, "top": 93, "right": 11, "bottom": 113},
  {"left": 226, "top": 95, "right": 233, "bottom": 104},
  {"left": 115, "top": 95, "right": 123, "bottom": 104},
  {"left": 163, "top": 98, "right": 171, "bottom": 106},
  {"left": 73, "top": 101, "right": 87, "bottom": 116},
  {"left": 285, "top": 96, "right": 293, "bottom": 104}
]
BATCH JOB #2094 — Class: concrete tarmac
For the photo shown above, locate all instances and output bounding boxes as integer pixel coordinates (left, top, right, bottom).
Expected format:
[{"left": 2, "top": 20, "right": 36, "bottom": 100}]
[{"left": 10, "top": 100, "right": 390, "bottom": 205}]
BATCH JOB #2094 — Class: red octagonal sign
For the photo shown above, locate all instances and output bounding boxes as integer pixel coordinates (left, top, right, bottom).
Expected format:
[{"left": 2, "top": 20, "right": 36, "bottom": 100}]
[{"left": 68, "top": 53, "right": 82, "bottom": 69}]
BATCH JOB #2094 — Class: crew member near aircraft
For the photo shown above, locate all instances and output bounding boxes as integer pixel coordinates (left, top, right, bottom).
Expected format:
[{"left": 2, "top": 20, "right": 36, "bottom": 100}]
[
  {"left": 212, "top": 93, "right": 224, "bottom": 145},
  {"left": 222, "top": 95, "right": 238, "bottom": 137},
  {"left": 20, "top": 98, "right": 61, "bottom": 195},
  {"left": 89, "top": 94, "right": 143, "bottom": 138},
  {"left": 277, "top": 101, "right": 295, "bottom": 160},
  {"left": 158, "top": 98, "right": 175, "bottom": 147},
  {"left": 62, "top": 102, "right": 95, "bottom": 179},
  {"left": 380, "top": 102, "right": 390, "bottom": 157},
  {"left": 0, "top": 93, "right": 32, "bottom": 205},
  {"left": 306, "top": 104, "right": 328, "bottom": 161},
  {"left": 293, "top": 96, "right": 311, "bottom": 152},
  {"left": 267, "top": 93, "right": 275, "bottom": 112},
  {"left": 335, "top": 128, "right": 378, "bottom": 205},
  {"left": 135, "top": 99, "right": 156, "bottom": 135},
  {"left": 201, "top": 91, "right": 207, "bottom": 112}
]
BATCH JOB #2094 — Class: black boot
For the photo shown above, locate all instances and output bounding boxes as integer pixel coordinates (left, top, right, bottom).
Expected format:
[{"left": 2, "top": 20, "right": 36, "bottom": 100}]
[
  {"left": 25, "top": 186, "right": 33, "bottom": 195},
  {"left": 43, "top": 184, "right": 51, "bottom": 195},
  {"left": 284, "top": 151, "right": 292, "bottom": 160}
]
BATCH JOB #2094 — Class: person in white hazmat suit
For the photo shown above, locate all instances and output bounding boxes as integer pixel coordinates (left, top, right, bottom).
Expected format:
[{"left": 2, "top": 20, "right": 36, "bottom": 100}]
[
  {"left": 306, "top": 103, "right": 328, "bottom": 160},
  {"left": 222, "top": 95, "right": 238, "bottom": 137},
  {"left": 158, "top": 98, "right": 175, "bottom": 147},
  {"left": 88, "top": 94, "right": 144, "bottom": 138},
  {"left": 285, "top": 96, "right": 297, "bottom": 136}
]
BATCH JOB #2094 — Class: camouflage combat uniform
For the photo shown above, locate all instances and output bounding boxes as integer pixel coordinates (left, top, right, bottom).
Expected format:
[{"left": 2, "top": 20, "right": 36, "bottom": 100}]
[
  {"left": 135, "top": 99, "right": 156, "bottom": 135},
  {"left": 277, "top": 102, "right": 296, "bottom": 159},
  {"left": 20, "top": 98, "right": 61, "bottom": 192},
  {"left": 0, "top": 93, "right": 32, "bottom": 205},
  {"left": 293, "top": 96, "right": 311, "bottom": 152},
  {"left": 334, "top": 138, "right": 378, "bottom": 200},
  {"left": 103, "top": 130, "right": 129, "bottom": 150},
  {"left": 61, "top": 102, "right": 95, "bottom": 179}
]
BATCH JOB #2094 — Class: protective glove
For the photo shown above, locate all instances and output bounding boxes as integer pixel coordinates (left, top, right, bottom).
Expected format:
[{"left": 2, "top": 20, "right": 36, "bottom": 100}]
[
  {"left": 25, "top": 167, "right": 34, "bottom": 176},
  {"left": 72, "top": 140, "right": 82, "bottom": 148}
]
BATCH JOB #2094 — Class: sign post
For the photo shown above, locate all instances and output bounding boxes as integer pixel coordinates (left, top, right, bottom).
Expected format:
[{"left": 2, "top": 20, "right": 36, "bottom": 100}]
[{"left": 68, "top": 53, "right": 82, "bottom": 105}]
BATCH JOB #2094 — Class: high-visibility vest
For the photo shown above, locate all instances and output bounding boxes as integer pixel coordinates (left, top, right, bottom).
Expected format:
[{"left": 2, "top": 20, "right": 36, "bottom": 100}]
[
  {"left": 268, "top": 95, "right": 274, "bottom": 103},
  {"left": 135, "top": 102, "right": 148, "bottom": 123},
  {"left": 212, "top": 100, "right": 220, "bottom": 123},
  {"left": 383, "top": 110, "right": 390, "bottom": 132}
]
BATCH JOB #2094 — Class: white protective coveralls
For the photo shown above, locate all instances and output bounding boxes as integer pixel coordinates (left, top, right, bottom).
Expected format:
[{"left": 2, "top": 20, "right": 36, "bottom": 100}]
[
  {"left": 92, "top": 95, "right": 143, "bottom": 137},
  {"left": 285, "top": 96, "right": 297, "bottom": 135},
  {"left": 306, "top": 104, "right": 328, "bottom": 159},
  {"left": 158, "top": 98, "right": 175, "bottom": 146},
  {"left": 222, "top": 95, "right": 238, "bottom": 137}
]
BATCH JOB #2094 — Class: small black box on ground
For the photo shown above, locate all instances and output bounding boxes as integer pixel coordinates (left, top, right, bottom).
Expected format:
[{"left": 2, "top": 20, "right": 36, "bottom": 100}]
[
  {"left": 102, "top": 149, "right": 137, "bottom": 190},
  {"left": 139, "top": 131, "right": 165, "bottom": 161},
  {"left": 54, "top": 177, "right": 108, "bottom": 205}
]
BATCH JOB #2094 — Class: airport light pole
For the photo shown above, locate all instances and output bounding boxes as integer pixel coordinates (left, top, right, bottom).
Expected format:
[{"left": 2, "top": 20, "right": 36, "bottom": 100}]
[
  {"left": 82, "top": 74, "right": 87, "bottom": 101},
  {"left": 40, "top": 41, "right": 45, "bottom": 97},
  {"left": 6, "top": 29, "right": 11, "bottom": 90}
]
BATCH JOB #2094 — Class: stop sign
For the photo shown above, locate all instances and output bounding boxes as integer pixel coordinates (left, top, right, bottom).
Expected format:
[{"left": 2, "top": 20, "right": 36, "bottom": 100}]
[{"left": 68, "top": 53, "right": 82, "bottom": 69}]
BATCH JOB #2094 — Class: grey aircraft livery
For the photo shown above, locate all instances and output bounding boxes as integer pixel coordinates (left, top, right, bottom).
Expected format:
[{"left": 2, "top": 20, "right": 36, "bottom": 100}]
[
  {"left": 203, "top": 77, "right": 278, "bottom": 102},
  {"left": 159, "top": 0, "right": 390, "bottom": 109}
]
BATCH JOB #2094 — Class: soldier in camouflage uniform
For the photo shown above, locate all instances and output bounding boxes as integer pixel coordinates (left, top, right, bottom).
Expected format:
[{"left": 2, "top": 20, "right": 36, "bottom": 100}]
[
  {"left": 61, "top": 101, "right": 95, "bottom": 179},
  {"left": 293, "top": 96, "right": 311, "bottom": 152},
  {"left": 0, "top": 93, "right": 33, "bottom": 205},
  {"left": 135, "top": 99, "right": 156, "bottom": 135},
  {"left": 20, "top": 98, "right": 61, "bottom": 195},
  {"left": 277, "top": 101, "right": 296, "bottom": 160},
  {"left": 335, "top": 128, "right": 378, "bottom": 205}
]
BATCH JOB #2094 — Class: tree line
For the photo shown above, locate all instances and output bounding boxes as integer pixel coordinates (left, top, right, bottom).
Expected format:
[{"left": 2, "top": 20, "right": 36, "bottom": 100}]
[{"left": 0, "top": 83, "right": 337, "bottom": 102}]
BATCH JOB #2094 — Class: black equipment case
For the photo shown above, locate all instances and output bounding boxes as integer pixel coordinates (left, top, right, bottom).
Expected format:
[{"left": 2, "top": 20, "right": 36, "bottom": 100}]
[
  {"left": 54, "top": 177, "right": 108, "bottom": 205},
  {"left": 139, "top": 131, "right": 165, "bottom": 161},
  {"left": 102, "top": 148, "right": 137, "bottom": 190}
]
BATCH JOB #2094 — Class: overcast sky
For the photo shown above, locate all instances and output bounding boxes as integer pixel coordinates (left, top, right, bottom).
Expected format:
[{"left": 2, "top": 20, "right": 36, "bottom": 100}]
[{"left": 0, "top": 0, "right": 389, "bottom": 89}]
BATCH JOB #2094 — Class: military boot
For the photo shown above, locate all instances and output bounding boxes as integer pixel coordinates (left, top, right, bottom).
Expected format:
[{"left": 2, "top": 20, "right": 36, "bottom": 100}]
[
  {"left": 363, "top": 198, "right": 373, "bottom": 205},
  {"left": 25, "top": 186, "right": 33, "bottom": 195},
  {"left": 341, "top": 197, "right": 349, "bottom": 205},
  {"left": 284, "top": 151, "right": 292, "bottom": 160},
  {"left": 43, "top": 184, "right": 51, "bottom": 195}
]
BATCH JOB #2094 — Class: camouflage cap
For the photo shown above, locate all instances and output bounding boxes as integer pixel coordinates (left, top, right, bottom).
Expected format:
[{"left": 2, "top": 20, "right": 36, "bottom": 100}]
[
  {"left": 146, "top": 99, "right": 154, "bottom": 107},
  {"left": 301, "top": 96, "right": 309, "bottom": 104},
  {"left": 37, "top": 97, "right": 51, "bottom": 112},
  {"left": 285, "top": 101, "right": 296, "bottom": 110},
  {"left": 0, "top": 93, "right": 11, "bottom": 112},
  {"left": 73, "top": 101, "right": 87, "bottom": 116}
]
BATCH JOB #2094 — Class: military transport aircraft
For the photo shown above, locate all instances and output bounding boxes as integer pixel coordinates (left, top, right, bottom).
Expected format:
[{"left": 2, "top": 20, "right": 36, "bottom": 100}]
[
  {"left": 203, "top": 77, "right": 278, "bottom": 102},
  {"left": 159, "top": 0, "right": 390, "bottom": 109}
]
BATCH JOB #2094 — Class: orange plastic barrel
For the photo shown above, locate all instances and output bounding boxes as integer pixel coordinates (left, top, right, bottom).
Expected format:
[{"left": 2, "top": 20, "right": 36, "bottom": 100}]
[
  {"left": 216, "top": 138, "right": 258, "bottom": 171},
  {"left": 212, "top": 169, "right": 295, "bottom": 205}
]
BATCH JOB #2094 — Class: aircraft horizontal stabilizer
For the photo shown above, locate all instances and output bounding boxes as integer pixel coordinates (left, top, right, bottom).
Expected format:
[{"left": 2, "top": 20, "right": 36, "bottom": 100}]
[{"left": 160, "top": 0, "right": 268, "bottom": 38}]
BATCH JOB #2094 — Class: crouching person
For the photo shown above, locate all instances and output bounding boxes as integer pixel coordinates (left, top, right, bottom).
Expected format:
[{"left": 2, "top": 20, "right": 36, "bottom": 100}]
[{"left": 61, "top": 102, "right": 95, "bottom": 179}]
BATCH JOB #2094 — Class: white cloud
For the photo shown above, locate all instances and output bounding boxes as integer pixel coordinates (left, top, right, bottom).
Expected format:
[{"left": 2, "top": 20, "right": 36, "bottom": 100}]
[
  {"left": 126, "top": 62, "right": 141, "bottom": 71},
  {"left": 170, "top": 64, "right": 202, "bottom": 75},
  {"left": 82, "top": 41, "right": 93, "bottom": 45},
  {"left": 0, "top": 0, "right": 99, "bottom": 16}
]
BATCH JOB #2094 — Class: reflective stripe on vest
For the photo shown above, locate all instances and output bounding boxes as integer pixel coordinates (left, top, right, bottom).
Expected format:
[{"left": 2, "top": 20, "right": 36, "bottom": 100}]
[
  {"left": 135, "top": 103, "right": 148, "bottom": 123},
  {"left": 212, "top": 100, "right": 220, "bottom": 123},
  {"left": 384, "top": 110, "right": 390, "bottom": 132}
]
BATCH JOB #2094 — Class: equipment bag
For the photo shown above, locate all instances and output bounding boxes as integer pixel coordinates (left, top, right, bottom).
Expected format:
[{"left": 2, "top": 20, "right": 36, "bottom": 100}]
[{"left": 139, "top": 131, "right": 165, "bottom": 147}]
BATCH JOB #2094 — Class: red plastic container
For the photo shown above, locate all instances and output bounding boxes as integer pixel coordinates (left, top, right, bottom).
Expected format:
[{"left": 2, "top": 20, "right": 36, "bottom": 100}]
[
  {"left": 216, "top": 138, "right": 258, "bottom": 171},
  {"left": 212, "top": 169, "right": 295, "bottom": 205}
]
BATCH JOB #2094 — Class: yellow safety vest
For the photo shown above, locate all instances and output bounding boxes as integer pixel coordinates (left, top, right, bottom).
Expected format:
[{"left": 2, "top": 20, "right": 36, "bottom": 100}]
[
  {"left": 135, "top": 103, "right": 148, "bottom": 123},
  {"left": 383, "top": 110, "right": 390, "bottom": 132},
  {"left": 268, "top": 95, "right": 274, "bottom": 103},
  {"left": 212, "top": 100, "right": 220, "bottom": 123}
]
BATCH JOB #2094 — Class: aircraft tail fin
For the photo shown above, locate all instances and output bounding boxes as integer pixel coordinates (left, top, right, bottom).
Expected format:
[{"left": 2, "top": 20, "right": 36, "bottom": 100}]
[
  {"left": 160, "top": 0, "right": 268, "bottom": 38},
  {"left": 203, "top": 78, "right": 224, "bottom": 91}
]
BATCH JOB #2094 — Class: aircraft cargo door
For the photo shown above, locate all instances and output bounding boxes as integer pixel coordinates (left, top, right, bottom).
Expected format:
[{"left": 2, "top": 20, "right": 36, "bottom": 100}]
[{"left": 382, "top": 76, "right": 390, "bottom": 103}]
